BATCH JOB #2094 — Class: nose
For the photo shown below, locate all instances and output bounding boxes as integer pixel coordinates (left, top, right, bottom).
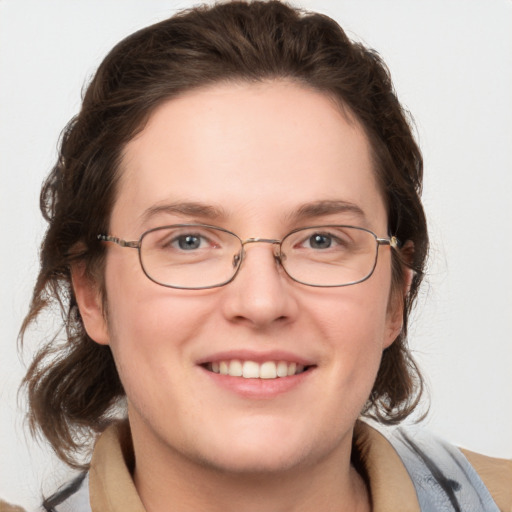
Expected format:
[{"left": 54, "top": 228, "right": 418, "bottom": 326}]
[{"left": 220, "top": 241, "right": 298, "bottom": 329}]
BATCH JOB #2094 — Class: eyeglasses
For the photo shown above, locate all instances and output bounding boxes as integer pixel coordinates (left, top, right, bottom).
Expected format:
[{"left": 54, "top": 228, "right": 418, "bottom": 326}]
[{"left": 98, "top": 224, "right": 399, "bottom": 290}]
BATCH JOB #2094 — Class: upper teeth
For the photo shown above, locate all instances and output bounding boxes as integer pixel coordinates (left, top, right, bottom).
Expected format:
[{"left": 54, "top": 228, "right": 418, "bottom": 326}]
[{"left": 209, "top": 360, "right": 305, "bottom": 379}]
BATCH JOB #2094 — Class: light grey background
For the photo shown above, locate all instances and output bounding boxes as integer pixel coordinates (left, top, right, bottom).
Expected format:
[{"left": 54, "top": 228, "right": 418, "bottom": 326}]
[{"left": 1, "top": 0, "right": 511, "bottom": 508}]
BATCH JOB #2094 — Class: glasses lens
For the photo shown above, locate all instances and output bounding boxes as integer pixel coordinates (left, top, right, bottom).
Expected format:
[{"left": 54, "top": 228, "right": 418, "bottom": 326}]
[
  {"left": 280, "top": 226, "right": 379, "bottom": 286},
  {"left": 139, "top": 225, "right": 242, "bottom": 289}
]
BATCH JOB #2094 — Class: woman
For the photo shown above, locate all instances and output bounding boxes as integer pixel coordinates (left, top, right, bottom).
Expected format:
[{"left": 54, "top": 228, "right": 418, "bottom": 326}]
[{"left": 6, "top": 1, "right": 511, "bottom": 510}]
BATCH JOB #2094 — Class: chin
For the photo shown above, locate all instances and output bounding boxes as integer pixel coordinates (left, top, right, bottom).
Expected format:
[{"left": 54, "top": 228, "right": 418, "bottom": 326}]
[
  {"left": 187, "top": 423, "right": 331, "bottom": 476},
  {"left": 194, "top": 444, "right": 309, "bottom": 476}
]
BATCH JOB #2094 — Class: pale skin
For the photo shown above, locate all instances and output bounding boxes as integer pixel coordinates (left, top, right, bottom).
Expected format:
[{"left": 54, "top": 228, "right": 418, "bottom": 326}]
[{"left": 73, "top": 80, "right": 406, "bottom": 512}]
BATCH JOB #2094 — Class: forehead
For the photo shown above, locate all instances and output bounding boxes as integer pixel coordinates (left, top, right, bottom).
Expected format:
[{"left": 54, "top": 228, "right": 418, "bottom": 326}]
[{"left": 114, "top": 80, "right": 386, "bottom": 235}]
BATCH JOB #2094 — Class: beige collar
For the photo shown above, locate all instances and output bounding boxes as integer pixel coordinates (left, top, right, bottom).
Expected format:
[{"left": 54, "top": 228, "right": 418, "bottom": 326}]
[
  {"left": 89, "top": 421, "right": 145, "bottom": 512},
  {"left": 353, "top": 421, "right": 419, "bottom": 511}
]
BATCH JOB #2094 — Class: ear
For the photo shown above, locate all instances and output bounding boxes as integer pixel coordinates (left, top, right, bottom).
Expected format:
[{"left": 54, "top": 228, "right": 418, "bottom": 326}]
[
  {"left": 384, "top": 240, "right": 415, "bottom": 349},
  {"left": 384, "top": 303, "right": 403, "bottom": 349},
  {"left": 71, "top": 262, "right": 110, "bottom": 345}
]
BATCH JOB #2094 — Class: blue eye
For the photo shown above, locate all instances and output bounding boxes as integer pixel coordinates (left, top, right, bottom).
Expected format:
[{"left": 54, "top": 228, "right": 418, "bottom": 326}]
[
  {"left": 152, "top": 227, "right": 223, "bottom": 254},
  {"left": 176, "top": 234, "right": 203, "bottom": 250},
  {"left": 308, "top": 233, "right": 332, "bottom": 249}
]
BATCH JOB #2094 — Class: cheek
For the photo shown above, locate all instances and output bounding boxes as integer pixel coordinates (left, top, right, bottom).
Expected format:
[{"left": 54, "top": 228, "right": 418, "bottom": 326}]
[
  {"left": 105, "top": 286, "right": 205, "bottom": 367},
  {"left": 104, "top": 288, "right": 206, "bottom": 426},
  {"left": 311, "top": 269, "right": 393, "bottom": 384},
  {"left": 326, "top": 299, "right": 388, "bottom": 376},
  {"left": 104, "top": 250, "right": 203, "bottom": 342},
  {"left": 101, "top": 254, "right": 201, "bottom": 387},
  {"left": 314, "top": 268, "right": 392, "bottom": 345}
]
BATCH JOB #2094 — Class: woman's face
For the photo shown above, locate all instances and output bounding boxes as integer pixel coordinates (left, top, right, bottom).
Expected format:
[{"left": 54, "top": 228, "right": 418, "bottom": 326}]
[{"left": 78, "top": 81, "right": 402, "bottom": 475}]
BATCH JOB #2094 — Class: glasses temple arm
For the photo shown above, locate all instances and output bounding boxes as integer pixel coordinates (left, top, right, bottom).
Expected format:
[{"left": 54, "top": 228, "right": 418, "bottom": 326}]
[
  {"left": 97, "top": 234, "right": 139, "bottom": 248},
  {"left": 377, "top": 236, "right": 401, "bottom": 249}
]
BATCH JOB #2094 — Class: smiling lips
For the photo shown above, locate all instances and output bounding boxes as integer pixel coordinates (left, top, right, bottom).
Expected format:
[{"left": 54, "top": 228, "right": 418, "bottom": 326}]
[{"left": 206, "top": 360, "right": 308, "bottom": 379}]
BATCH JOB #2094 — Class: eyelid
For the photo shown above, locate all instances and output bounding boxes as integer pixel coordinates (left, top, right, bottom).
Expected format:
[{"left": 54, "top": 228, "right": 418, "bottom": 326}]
[
  {"left": 157, "top": 226, "right": 215, "bottom": 241},
  {"left": 289, "top": 226, "right": 352, "bottom": 241}
]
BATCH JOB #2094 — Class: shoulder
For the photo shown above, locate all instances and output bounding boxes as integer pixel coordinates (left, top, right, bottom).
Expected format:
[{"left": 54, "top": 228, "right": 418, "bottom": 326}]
[
  {"left": 357, "top": 421, "right": 512, "bottom": 512},
  {"left": 0, "top": 500, "right": 26, "bottom": 512},
  {"left": 460, "top": 448, "right": 512, "bottom": 512},
  {"left": 389, "top": 425, "right": 511, "bottom": 512},
  {"left": 41, "top": 472, "right": 91, "bottom": 512}
]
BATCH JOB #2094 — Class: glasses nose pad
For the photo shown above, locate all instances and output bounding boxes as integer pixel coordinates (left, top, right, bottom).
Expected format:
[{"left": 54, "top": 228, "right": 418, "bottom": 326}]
[
  {"left": 232, "top": 250, "right": 243, "bottom": 269},
  {"left": 274, "top": 246, "right": 286, "bottom": 266}
]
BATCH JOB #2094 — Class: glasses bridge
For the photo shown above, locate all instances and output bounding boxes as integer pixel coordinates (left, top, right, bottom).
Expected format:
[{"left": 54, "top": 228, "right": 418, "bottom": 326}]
[{"left": 241, "top": 237, "right": 281, "bottom": 245}]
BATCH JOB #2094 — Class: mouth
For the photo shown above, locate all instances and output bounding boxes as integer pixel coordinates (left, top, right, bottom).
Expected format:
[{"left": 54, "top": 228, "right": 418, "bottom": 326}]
[{"left": 202, "top": 360, "right": 313, "bottom": 379}]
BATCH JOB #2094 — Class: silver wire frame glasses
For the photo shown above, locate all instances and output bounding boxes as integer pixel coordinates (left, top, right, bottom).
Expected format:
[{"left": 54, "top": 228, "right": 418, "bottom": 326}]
[{"left": 98, "top": 224, "right": 400, "bottom": 290}]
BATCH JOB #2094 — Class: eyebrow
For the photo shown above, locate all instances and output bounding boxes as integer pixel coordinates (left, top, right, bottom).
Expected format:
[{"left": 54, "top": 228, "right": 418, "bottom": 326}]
[
  {"left": 289, "top": 200, "right": 367, "bottom": 223},
  {"left": 139, "top": 199, "right": 366, "bottom": 226},
  {"left": 140, "top": 201, "right": 227, "bottom": 224}
]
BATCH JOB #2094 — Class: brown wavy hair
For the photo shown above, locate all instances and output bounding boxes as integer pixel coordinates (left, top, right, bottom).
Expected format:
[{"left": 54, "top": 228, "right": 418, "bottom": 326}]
[{"left": 20, "top": 0, "right": 428, "bottom": 468}]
